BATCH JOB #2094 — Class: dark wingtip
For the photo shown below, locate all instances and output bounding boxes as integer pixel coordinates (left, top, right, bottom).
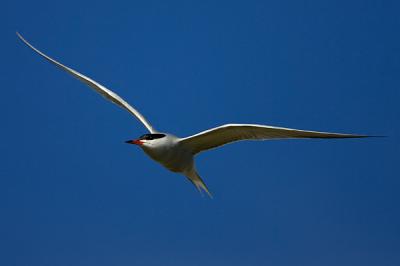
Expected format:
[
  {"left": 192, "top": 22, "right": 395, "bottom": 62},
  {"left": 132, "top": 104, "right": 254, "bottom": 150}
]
[
  {"left": 342, "top": 135, "right": 387, "bottom": 139},
  {"left": 307, "top": 134, "right": 387, "bottom": 139}
]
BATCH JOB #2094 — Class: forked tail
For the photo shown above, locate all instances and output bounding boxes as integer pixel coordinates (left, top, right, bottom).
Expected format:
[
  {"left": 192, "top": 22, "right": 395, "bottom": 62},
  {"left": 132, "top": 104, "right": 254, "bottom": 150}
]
[{"left": 185, "top": 170, "right": 212, "bottom": 198}]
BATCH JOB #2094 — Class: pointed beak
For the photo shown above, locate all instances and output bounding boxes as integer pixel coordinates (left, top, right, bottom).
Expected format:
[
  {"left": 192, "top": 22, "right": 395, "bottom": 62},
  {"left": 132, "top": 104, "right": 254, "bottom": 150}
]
[{"left": 125, "top": 139, "right": 144, "bottom": 145}]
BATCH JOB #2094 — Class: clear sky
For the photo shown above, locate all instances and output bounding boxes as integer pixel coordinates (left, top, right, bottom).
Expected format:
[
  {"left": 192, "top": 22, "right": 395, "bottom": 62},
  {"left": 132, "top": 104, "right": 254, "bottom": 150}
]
[{"left": 1, "top": 0, "right": 399, "bottom": 265}]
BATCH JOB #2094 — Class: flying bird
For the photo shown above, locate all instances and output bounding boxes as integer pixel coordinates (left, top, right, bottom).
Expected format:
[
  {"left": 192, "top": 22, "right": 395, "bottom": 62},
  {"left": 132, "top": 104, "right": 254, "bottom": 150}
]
[{"left": 17, "top": 32, "right": 371, "bottom": 197}]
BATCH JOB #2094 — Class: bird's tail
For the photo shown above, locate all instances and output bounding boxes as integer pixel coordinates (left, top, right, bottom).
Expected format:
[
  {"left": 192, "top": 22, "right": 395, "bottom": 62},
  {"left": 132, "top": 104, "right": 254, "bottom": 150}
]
[{"left": 185, "top": 170, "right": 212, "bottom": 198}]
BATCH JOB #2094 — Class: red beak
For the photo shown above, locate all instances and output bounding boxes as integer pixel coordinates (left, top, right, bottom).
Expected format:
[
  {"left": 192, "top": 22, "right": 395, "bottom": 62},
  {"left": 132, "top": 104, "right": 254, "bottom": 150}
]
[{"left": 125, "top": 139, "right": 144, "bottom": 145}]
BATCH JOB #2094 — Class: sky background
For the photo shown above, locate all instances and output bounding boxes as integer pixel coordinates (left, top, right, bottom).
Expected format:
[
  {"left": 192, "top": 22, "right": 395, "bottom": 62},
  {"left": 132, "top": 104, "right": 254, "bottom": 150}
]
[{"left": 1, "top": 1, "right": 399, "bottom": 265}]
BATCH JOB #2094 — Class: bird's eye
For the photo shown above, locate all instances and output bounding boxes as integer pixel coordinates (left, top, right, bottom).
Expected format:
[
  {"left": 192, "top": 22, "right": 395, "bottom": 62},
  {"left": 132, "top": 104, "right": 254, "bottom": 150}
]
[
  {"left": 139, "top": 134, "right": 166, "bottom": 140},
  {"left": 139, "top": 134, "right": 149, "bottom": 140},
  {"left": 151, "top": 134, "right": 166, "bottom": 139}
]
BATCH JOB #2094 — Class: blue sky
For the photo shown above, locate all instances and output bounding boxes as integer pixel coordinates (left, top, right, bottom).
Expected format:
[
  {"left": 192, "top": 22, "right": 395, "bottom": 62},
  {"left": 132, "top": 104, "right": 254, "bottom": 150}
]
[{"left": 1, "top": 0, "right": 399, "bottom": 265}]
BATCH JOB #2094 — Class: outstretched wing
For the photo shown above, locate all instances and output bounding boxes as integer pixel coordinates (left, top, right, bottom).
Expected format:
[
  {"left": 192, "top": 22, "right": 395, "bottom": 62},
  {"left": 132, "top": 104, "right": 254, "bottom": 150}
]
[
  {"left": 17, "top": 32, "right": 156, "bottom": 133},
  {"left": 180, "top": 123, "right": 369, "bottom": 154}
]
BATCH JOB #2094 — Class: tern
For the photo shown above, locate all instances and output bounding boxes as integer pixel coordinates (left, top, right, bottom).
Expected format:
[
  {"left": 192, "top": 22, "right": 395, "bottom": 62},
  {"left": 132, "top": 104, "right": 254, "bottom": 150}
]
[{"left": 17, "top": 32, "right": 371, "bottom": 197}]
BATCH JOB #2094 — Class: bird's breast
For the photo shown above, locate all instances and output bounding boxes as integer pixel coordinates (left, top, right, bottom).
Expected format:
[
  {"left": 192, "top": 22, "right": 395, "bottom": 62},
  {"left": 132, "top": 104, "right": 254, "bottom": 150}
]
[{"left": 142, "top": 142, "right": 193, "bottom": 173}]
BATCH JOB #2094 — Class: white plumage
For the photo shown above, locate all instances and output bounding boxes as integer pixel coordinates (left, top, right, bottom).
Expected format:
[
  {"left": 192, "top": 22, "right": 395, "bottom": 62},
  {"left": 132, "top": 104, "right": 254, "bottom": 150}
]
[{"left": 17, "top": 32, "right": 370, "bottom": 197}]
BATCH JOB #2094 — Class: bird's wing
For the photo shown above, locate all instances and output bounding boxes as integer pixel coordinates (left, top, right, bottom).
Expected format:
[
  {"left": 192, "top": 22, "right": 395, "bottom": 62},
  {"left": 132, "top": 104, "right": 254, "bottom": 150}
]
[
  {"left": 17, "top": 32, "right": 156, "bottom": 133},
  {"left": 180, "top": 123, "right": 369, "bottom": 154}
]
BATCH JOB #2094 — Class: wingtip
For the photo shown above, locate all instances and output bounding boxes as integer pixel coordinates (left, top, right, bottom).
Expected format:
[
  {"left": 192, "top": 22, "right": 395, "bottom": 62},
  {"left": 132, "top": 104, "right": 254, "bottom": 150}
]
[
  {"left": 356, "top": 135, "right": 387, "bottom": 138},
  {"left": 16, "top": 31, "right": 27, "bottom": 44}
]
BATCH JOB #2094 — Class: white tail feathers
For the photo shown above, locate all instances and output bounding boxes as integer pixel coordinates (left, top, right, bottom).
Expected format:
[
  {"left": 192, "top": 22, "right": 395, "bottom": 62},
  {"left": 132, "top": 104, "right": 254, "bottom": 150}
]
[{"left": 185, "top": 170, "right": 212, "bottom": 198}]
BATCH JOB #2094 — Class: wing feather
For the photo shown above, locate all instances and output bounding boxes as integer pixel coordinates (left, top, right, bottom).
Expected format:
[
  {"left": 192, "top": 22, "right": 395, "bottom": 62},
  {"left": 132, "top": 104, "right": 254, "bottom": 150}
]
[
  {"left": 180, "top": 123, "right": 369, "bottom": 154},
  {"left": 17, "top": 32, "right": 156, "bottom": 133}
]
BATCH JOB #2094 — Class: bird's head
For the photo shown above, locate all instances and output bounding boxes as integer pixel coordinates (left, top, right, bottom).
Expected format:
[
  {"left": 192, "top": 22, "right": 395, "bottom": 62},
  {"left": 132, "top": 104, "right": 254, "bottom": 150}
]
[{"left": 125, "top": 133, "right": 167, "bottom": 148}]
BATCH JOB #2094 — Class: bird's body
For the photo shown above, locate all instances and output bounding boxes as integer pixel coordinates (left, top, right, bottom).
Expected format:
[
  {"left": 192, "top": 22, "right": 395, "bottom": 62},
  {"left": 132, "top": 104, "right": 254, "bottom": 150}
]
[
  {"left": 141, "top": 133, "right": 192, "bottom": 173},
  {"left": 131, "top": 133, "right": 211, "bottom": 195},
  {"left": 17, "top": 32, "right": 372, "bottom": 197}
]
